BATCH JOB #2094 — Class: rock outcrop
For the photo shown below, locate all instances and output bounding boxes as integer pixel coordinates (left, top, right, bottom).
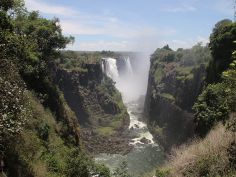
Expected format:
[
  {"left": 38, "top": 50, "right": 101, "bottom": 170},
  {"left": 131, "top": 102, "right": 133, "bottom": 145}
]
[
  {"left": 51, "top": 62, "right": 130, "bottom": 154},
  {"left": 145, "top": 45, "right": 210, "bottom": 150}
]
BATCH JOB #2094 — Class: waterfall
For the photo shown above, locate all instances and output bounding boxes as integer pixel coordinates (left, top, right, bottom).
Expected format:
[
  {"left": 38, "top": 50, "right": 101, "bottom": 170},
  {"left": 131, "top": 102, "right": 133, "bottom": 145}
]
[
  {"left": 124, "top": 56, "right": 133, "bottom": 76},
  {"left": 102, "top": 58, "right": 119, "bottom": 83},
  {"left": 102, "top": 57, "right": 134, "bottom": 102},
  {"left": 96, "top": 54, "right": 163, "bottom": 176}
]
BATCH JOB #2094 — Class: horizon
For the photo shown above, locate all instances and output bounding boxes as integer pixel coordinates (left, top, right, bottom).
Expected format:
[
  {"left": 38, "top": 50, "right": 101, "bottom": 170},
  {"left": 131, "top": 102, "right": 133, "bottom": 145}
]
[{"left": 25, "top": 0, "right": 234, "bottom": 52}]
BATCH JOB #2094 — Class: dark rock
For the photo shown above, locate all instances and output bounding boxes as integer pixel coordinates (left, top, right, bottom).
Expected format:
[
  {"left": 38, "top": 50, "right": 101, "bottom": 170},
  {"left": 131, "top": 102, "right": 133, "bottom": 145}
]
[
  {"left": 140, "top": 137, "right": 150, "bottom": 144},
  {"left": 144, "top": 54, "right": 207, "bottom": 151}
]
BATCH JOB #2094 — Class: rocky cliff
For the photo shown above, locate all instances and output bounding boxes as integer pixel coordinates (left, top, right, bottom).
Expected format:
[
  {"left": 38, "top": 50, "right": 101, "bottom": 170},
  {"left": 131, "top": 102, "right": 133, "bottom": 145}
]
[
  {"left": 145, "top": 45, "right": 211, "bottom": 150},
  {"left": 52, "top": 58, "right": 131, "bottom": 154}
]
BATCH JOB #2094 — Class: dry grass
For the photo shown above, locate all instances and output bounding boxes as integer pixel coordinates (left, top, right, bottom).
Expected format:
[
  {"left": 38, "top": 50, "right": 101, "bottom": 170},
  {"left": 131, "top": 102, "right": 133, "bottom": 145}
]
[{"left": 163, "top": 124, "right": 235, "bottom": 177}]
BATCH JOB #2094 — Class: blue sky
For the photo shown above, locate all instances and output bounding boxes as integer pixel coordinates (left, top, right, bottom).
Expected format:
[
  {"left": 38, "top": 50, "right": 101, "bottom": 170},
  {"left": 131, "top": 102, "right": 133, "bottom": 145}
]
[{"left": 25, "top": 0, "right": 234, "bottom": 52}]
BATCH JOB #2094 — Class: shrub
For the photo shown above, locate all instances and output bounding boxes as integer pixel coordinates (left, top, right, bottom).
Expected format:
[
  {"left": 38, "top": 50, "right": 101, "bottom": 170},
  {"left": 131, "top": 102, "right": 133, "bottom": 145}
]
[
  {"left": 161, "top": 124, "right": 235, "bottom": 177},
  {"left": 193, "top": 83, "right": 232, "bottom": 136},
  {"left": 0, "top": 59, "right": 29, "bottom": 155}
]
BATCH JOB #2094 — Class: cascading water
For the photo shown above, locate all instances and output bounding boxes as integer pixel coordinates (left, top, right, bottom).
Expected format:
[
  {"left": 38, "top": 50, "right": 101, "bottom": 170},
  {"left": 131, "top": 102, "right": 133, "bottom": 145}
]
[
  {"left": 102, "top": 58, "right": 119, "bottom": 83},
  {"left": 124, "top": 56, "right": 133, "bottom": 76},
  {"left": 96, "top": 56, "right": 164, "bottom": 176}
]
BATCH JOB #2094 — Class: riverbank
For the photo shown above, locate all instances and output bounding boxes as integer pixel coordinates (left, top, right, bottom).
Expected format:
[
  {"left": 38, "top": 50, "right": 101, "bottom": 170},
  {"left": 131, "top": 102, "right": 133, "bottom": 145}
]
[
  {"left": 94, "top": 100, "right": 165, "bottom": 176},
  {"left": 81, "top": 128, "right": 134, "bottom": 155}
]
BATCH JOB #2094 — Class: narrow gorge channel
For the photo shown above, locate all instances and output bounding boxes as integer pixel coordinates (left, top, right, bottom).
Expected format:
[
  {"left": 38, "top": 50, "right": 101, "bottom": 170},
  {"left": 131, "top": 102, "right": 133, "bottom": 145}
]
[{"left": 95, "top": 56, "right": 164, "bottom": 176}]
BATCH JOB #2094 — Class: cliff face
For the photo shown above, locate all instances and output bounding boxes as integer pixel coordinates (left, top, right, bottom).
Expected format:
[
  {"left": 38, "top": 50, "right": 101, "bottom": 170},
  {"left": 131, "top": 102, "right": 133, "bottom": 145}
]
[
  {"left": 52, "top": 62, "right": 130, "bottom": 154},
  {"left": 145, "top": 45, "right": 210, "bottom": 150}
]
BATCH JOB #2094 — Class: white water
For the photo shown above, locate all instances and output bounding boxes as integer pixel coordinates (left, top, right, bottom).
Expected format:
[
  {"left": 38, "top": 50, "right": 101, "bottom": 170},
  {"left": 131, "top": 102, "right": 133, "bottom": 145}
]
[
  {"left": 102, "top": 56, "right": 153, "bottom": 144},
  {"left": 124, "top": 56, "right": 133, "bottom": 76},
  {"left": 97, "top": 56, "right": 164, "bottom": 176},
  {"left": 102, "top": 58, "right": 119, "bottom": 82}
]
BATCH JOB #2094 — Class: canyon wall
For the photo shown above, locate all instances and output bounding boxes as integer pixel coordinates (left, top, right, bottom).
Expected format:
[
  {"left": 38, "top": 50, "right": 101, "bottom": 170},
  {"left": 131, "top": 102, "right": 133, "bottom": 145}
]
[{"left": 145, "top": 45, "right": 211, "bottom": 150}]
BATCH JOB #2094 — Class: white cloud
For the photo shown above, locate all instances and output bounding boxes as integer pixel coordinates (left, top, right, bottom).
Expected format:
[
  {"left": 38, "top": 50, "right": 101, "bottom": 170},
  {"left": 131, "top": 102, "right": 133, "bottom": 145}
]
[
  {"left": 60, "top": 20, "right": 104, "bottom": 35},
  {"left": 25, "top": 0, "right": 78, "bottom": 16},
  {"left": 60, "top": 17, "right": 176, "bottom": 40},
  {"left": 214, "top": 0, "right": 234, "bottom": 16},
  {"left": 25, "top": 0, "right": 165, "bottom": 38},
  {"left": 24, "top": 0, "right": 177, "bottom": 52},
  {"left": 161, "top": 36, "right": 209, "bottom": 50},
  {"left": 163, "top": 4, "right": 196, "bottom": 12},
  {"left": 67, "top": 40, "right": 130, "bottom": 51}
]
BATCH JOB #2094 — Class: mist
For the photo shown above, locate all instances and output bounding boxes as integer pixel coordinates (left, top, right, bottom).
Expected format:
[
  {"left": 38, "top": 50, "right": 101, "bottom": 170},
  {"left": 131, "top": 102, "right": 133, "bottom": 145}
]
[{"left": 102, "top": 52, "right": 150, "bottom": 103}]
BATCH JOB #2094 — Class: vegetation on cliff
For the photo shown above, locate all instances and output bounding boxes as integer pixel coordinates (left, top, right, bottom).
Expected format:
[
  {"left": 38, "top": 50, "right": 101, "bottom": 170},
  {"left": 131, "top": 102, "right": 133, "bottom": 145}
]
[
  {"left": 153, "top": 20, "right": 236, "bottom": 177},
  {"left": 0, "top": 1, "right": 111, "bottom": 176},
  {"left": 53, "top": 50, "right": 130, "bottom": 154},
  {"left": 145, "top": 43, "right": 211, "bottom": 149}
]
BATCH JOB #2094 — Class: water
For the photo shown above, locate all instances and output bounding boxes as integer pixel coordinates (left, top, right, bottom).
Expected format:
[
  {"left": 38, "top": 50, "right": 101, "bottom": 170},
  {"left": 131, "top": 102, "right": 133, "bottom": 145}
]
[{"left": 96, "top": 57, "right": 164, "bottom": 176}]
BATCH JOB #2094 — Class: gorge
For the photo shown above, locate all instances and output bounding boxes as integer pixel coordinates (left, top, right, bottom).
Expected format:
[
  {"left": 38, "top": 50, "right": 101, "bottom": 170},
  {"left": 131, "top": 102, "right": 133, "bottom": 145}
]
[
  {"left": 95, "top": 55, "right": 164, "bottom": 176},
  {"left": 2, "top": 1, "right": 236, "bottom": 176},
  {"left": 53, "top": 48, "right": 210, "bottom": 175}
]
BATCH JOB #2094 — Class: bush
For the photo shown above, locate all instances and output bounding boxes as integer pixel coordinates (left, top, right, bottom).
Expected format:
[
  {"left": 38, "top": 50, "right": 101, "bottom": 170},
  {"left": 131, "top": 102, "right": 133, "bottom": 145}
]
[
  {"left": 160, "top": 124, "right": 235, "bottom": 177},
  {"left": 65, "top": 148, "right": 110, "bottom": 177},
  {"left": 156, "top": 168, "right": 170, "bottom": 177},
  {"left": 0, "top": 59, "right": 29, "bottom": 155},
  {"left": 113, "top": 161, "right": 131, "bottom": 177},
  {"left": 193, "top": 83, "right": 232, "bottom": 136}
]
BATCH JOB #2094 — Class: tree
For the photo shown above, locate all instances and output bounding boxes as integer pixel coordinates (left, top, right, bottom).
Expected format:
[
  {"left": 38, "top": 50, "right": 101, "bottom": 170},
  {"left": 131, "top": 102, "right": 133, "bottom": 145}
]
[
  {"left": 206, "top": 19, "right": 236, "bottom": 83},
  {"left": 193, "top": 83, "right": 232, "bottom": 136},
  {"left": 0, "top": 0, "right": 29, "bottom": 158},
  {"left": 0, "top": 60, "right": 28, "bottom": 155},
  {"left": 194, "top": 50, "right": 236, "bottom": 136},
  {"left": 113, "top": 161, "right": 131, "bottom": 177}
]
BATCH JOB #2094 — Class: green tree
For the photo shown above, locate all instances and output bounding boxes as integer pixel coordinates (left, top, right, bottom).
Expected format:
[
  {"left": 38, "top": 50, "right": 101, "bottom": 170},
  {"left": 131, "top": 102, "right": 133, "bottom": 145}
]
[
  {"left": 0, "top": 0, "right": 29, "bottom": 159},
  {"left": 206, "top": 19, "right": 236, "bottom": 83},
  {"left": 194, "top": 50, "right": 236, "bottom": 136},
  {"left": 193, "top": 83, "right": 232, "bottom": 136},
  {"left": 113, "top": 161, "right": 131, "bottom": 177}
]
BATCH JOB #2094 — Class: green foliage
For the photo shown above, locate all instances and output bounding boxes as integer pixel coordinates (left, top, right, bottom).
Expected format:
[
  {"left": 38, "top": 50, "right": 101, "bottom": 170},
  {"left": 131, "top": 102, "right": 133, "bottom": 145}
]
[
  {"left": 194, "top": 57, "right": 236, "bottom": 136},
  {"left": 65, "top": 149, "right": 91, "bottom": 177},
  {"left": 2, "top": 91, "right": 110, "bottom": 177},
  {"left": 11, "top": 10, "right": 74, "bottom": 82},
  {"left": 193, "top": 83, "right": 232, "bottom": 135},
  {"left": 160, "top": 93, "right": 175, "bottom": 102},
  {"left": 0, "top": 0, "right": 14, "bottom": 11},
  {"left": 113, "top": 161, "right": 131, "bottom": 177},
  {"left": 96, "top": 127, "right": 115, "bottom": 136},
  {"left": 65, "top": 149, "right": 110, "bottom": 177},
  {"left": 0, "top": 59, "right": 29, "bottom": 155},
  {"left": 206, "top": 19, "right": 236, "bottom": 83},
  {"left": 97, "top": 78, "right": 121, "bottom": 114},
  {"left": 37, "top": 122, "right": 50, "bottom": 141},
  {"left": 223, "top": 60, "right": 236, "bottom": 132},
  {"left": 152, "top": 47, "right": 175, "bottom": 63},
  {"left": 183, "top": 155, "right": 231, "bottom": 177},
  {"left": 0, "top": 1, "right": 111, "bottom": 177},
  {"left": 94, "top": 77, "right": 128, "bottom": 136},
  {"left": 151, "top": 44, "right": 211, "bottom": 87},
  {"left": 151, "top": 43, "right": 211, "bottom": 67},
  {"left": 156, "top": 168, "right": 170, "bottom": 177},
  {"left": 154, "top": 66, "right": 164, "bottom": 83}
]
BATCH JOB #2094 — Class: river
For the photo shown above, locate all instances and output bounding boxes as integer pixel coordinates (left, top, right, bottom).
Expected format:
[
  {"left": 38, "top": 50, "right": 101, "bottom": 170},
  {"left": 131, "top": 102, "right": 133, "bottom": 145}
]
[{"left": 95, "top": 56, "right": 164, "bottom": 176}]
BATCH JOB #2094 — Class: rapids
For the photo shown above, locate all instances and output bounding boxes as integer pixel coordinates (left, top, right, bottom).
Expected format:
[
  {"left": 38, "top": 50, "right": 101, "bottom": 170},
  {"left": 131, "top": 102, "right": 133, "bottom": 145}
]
[{"left": 96, "top": 56, "right": 164, "bottom": 176}]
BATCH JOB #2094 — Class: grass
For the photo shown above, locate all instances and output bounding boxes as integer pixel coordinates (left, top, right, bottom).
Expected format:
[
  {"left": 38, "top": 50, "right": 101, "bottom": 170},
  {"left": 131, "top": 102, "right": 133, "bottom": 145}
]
[
  {"left": 158, "top": 124, "right": 236, "bottom": 177},
  {"left": 176, "top": 66, "right": 194, "bottom": 75},
  {"left": 96, "top": 127, "right": 116, "bottom": 136},
  {"left": 176, "top": 66, "right": 194, "bottom": 83},
  {"left": 160, "top": 93, "right": 175, "bottom": 102},
  {"left": 154, "top": 67, "right": 164, "bottom": 84},
  {"left": 7, "top": 91, "right": 84, "bottom": 177}
]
